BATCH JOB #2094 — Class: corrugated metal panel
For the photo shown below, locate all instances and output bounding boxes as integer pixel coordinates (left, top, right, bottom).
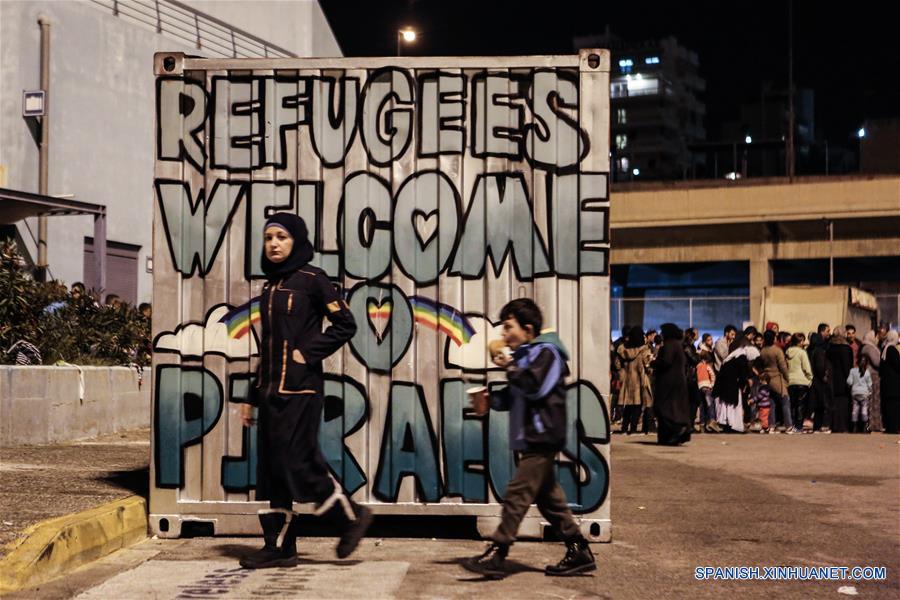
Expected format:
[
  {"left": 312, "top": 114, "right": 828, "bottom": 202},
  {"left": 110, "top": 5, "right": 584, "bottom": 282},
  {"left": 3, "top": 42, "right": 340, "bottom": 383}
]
[
  {"left": 84, "top": 237, "right": 140, "bottom": 304},
  {"left": 150, "top": 51, "right": 612, "bottom": 540}
]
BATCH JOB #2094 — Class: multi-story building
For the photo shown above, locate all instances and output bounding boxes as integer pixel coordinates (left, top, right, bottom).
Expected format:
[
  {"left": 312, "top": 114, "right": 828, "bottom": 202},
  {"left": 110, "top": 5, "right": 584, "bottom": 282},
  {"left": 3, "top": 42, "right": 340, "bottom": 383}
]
[
  {"left": 1, "top": 0, "right": 340, "bottom": 304},
  {"left": 575, "top": 32, "right": 706, "bottom": 181}
]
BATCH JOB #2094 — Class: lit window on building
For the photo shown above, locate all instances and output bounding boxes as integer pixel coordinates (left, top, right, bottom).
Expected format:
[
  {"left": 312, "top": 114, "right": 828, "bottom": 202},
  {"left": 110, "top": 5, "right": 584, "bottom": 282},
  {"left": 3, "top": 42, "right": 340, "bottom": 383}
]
[
  {"left": 626, "top": 76, "right": 659, "bottom": 96},
  {"left": 618, "top": 157, "right": 630, "bottom": 172},
  {"left": 615, "top": 134, "right": 628, "bottom": 150},
  {"left": 618, "top": 58, "right": 633, "bottom": 74},
  {"left": 617, "top": 109, "right": 627, "bottom": 124},
  {"left": 644, "top": 56, "right": 660, "bottom": 64},
  {"left": 611, "top": 82, "right": 628, "bottom": 98}
]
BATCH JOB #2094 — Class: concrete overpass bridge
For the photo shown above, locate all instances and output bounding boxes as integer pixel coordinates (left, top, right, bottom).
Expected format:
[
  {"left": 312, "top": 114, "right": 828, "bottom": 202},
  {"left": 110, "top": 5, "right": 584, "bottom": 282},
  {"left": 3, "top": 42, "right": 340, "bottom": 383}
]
[{"left": 609, "top": 175, "right": 900, "bottom": 328}]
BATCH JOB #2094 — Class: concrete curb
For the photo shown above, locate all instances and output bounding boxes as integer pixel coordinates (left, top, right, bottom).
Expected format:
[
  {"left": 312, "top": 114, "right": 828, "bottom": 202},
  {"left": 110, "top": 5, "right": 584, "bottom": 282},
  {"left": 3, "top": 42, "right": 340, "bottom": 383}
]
[{"left": 0, "top": 496, "right": 147, "bottom": 593}]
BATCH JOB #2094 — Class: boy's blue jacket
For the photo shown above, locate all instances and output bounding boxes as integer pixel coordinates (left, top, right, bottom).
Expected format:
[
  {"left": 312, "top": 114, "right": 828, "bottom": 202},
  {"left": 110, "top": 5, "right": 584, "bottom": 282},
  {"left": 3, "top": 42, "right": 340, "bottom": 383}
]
[{"left": 490, "top": 331, "right": 570, "bottom": 451}]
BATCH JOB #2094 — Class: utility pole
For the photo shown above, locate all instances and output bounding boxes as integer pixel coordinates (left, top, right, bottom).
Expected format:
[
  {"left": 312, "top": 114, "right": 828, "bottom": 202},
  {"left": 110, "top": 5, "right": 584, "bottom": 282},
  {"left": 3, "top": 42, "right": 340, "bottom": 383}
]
[
  {"left": 828, "top": 220, "right": 834, "bottom": 286},
  {"left": 787, "top": 0, "right": 796, "bottom": 181},
  {"left": 37, "top": 15, "right": 51, "bottom": 282}
]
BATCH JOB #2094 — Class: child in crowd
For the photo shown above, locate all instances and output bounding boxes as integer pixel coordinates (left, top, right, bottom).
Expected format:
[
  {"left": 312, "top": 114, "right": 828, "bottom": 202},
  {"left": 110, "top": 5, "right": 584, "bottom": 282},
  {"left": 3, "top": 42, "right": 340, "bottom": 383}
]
[
  {"left": 847, "top": 355, "right": 873, "bottom": 433},
  {"left": 752, "top": 373, "right": 775, "bottom": 433},
  {"left": 697, "top": 351, "right": 721, "bottom": 432}
]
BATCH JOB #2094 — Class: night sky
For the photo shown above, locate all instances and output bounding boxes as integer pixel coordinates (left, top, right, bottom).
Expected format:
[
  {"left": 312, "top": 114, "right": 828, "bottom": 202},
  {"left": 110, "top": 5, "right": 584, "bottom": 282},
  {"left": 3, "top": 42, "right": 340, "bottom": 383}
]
[{"left": 319, "top": 0, "right": 899, "bottom": 144}]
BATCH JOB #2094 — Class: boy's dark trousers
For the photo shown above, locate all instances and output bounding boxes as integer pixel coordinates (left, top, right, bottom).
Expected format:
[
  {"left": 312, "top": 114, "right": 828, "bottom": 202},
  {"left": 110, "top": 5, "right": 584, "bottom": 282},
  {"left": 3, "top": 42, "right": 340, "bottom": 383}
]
[{"left": 491, "top": 450, "right": 581, "bottom": 545}]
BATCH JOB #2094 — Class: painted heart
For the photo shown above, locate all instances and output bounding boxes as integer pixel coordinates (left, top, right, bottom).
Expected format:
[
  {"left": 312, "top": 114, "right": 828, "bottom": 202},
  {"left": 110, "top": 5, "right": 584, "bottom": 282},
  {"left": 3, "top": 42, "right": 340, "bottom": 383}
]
[
  {"left": 412, "top": 209, "right": 439, "bottom": 249},
  {"left": 366, "top": 298, "right": 393, "bottom": 342}
]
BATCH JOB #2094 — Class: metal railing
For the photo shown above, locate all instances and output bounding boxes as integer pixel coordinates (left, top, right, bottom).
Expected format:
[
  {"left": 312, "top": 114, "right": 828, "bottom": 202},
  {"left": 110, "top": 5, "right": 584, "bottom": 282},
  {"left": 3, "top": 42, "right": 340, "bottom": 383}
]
[{"left": 90, "top": 0, "right": 296, "bottom": 58}]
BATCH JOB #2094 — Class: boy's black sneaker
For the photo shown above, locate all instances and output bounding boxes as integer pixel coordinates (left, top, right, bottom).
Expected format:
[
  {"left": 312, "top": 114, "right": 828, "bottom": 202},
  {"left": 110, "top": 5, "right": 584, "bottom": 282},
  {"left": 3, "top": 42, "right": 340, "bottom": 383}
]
[
  {"left": 462, "top": 543, "right": 509, "bottom": 579},
  {"left": 545, "top": 538, "right": 596, "bottom": 576}
]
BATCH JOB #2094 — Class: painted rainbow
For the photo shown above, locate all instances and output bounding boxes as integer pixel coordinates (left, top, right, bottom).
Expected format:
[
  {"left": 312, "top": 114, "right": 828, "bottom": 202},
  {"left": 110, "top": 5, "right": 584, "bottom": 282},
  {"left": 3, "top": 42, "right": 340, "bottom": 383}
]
[
  {"left": 219, "top": 299, "right": 261, "bottom": 340},
  {"left": 367, "top": 301, "right": 393, "bottom": 321},
  {"left": 409, "top": 297, "right": 475, "bottom": 347}
]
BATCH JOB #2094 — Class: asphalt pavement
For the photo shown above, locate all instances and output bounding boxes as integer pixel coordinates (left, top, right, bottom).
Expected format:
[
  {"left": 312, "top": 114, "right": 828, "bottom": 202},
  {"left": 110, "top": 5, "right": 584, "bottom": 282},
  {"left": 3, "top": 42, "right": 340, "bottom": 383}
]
[{"left": 5, "top": 431, "right": 898, "bottom": 599}]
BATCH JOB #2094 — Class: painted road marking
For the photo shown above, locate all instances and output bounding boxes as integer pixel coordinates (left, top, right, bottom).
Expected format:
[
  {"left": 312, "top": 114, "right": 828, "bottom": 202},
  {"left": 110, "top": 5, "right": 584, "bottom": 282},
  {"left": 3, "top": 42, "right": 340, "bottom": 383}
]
[{"left": 75, "top": 559, "right": 410, "bottom": 599}]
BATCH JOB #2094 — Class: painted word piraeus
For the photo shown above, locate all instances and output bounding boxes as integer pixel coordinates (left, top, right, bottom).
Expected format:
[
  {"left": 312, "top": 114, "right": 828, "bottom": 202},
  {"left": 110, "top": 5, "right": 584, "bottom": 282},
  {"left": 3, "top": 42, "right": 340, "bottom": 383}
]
[{"left": 151, "top": 52, "right": 612, "bottom": 540}]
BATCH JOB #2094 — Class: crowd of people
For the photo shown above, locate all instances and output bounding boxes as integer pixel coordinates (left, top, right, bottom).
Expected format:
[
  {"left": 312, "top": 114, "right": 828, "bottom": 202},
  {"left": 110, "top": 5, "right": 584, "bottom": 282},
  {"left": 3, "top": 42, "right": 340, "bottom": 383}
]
[{"left": 610, "top": 321, "right": 900, "bottom": 444}]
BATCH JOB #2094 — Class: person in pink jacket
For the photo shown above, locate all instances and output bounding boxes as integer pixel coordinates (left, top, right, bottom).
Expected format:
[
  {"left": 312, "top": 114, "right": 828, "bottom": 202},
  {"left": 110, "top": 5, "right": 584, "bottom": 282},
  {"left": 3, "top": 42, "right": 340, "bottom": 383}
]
[{"left": 697, "top": 351, "right": 721, "bottom": 432}]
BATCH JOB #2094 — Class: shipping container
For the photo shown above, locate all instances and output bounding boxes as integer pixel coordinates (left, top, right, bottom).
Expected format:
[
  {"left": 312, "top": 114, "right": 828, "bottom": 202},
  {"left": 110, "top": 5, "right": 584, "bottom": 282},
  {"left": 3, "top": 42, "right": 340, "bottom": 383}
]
[
  {"left": 761, "top": 285, "right": 877, "bottom": 337},
  {"left": 150, "top": 50, "right": 612, "bottom": 541}
]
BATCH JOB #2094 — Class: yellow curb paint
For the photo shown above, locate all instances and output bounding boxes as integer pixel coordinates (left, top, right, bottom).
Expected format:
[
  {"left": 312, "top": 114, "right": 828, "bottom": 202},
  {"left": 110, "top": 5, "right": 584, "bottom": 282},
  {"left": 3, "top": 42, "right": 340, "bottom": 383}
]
[{"left": 0, "top": 496, "right": 147, "bottom": 593}]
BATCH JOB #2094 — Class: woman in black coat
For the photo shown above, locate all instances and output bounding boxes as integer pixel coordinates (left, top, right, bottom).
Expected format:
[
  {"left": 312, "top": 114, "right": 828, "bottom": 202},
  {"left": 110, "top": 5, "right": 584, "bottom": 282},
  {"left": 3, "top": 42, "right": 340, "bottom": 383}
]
[
  {"left": 826, "top": 330, "right": 854, "bottom": 433},
  {"left": 239, "top": 213, "right": 369, "bottom": 569},
  {"left": 807, "top": 333, "right": 833, "bottom": 432},
  {"left": 651, "top": 323, "right": 691, "bottom": 445},
  {"left": 880, "top": 331, "right": 900, "bottom": 434}
]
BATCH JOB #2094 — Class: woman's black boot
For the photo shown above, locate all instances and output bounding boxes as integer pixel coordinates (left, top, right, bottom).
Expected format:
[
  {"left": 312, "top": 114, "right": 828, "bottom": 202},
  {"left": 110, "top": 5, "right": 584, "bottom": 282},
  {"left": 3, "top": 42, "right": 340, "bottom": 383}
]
[{"left": 240, "top": 511, "right": 299, "bottom": 569}]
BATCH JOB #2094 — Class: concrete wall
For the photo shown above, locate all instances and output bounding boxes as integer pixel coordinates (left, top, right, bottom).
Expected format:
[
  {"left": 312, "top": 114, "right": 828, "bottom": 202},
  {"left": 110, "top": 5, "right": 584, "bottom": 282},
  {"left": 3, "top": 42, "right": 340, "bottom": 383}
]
[
  {"left": 0, "top": 0, "right": 340, "bottom": 304},
  {"left": 0, "top": 366, "right": 150, "bottom": 446}
]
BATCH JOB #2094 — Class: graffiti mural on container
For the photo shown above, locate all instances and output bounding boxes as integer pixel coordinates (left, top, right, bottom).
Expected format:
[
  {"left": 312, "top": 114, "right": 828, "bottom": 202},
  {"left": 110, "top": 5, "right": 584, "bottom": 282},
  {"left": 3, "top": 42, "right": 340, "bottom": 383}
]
[{"left": 153, "top": 60, "right": 611, "bottom": 513}]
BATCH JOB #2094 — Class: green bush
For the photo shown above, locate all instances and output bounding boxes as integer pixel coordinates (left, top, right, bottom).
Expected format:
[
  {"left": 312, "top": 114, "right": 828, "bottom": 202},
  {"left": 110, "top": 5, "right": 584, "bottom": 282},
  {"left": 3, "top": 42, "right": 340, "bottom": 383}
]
[{"left": 0, "top": 240, "right": 151, "bottom": 366}]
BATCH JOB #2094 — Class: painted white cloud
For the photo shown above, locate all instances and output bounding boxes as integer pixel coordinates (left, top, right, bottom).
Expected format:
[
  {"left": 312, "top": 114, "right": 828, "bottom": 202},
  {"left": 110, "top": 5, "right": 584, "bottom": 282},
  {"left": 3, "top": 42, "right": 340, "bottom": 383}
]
[
  {"left": 155, "top": 305, "right": 258, "bottom": 359},
  {"left": 444, "top": 315, "right": 505, "bottom": 370}
]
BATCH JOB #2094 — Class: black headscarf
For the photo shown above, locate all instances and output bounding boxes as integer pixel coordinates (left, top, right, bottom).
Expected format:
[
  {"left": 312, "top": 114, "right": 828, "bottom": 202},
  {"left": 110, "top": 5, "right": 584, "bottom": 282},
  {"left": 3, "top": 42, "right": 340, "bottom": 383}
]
[
  {"left": 261, "top": 213, "right": 314, "bottom": 280},
  {"left": 660, "top": 322, "right": 683, "bottom": 342},
  {"left": 626, "top": 326, "right": 645, "bottom": 349}
]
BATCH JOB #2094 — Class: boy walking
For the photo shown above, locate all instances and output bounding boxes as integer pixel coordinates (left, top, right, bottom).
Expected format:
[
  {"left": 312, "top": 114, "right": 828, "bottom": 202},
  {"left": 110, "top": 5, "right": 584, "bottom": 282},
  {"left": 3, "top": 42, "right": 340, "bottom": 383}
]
[{"left": 463, "top": 299, "right": 596, "bottom": 579}]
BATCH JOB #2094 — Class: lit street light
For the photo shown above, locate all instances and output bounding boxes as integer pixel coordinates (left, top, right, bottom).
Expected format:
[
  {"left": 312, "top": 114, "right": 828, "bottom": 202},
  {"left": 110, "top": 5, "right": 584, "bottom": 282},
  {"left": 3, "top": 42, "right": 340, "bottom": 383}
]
[
  {"left": 397, "top": 28, "right": 416, "bottom": 56},
  {"left": 856, "top": 126, "right": 867, "bottom": 173},
  {"left": 745, "top": 135, "right": 752, "bottom": 144}
]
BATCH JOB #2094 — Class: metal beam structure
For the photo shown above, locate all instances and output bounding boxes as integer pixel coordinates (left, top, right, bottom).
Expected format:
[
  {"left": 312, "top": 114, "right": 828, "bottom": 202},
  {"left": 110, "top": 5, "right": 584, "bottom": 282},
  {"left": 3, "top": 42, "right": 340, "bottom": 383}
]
[{"left": 0, "top": 187, "right": 107, "bottom": 292}]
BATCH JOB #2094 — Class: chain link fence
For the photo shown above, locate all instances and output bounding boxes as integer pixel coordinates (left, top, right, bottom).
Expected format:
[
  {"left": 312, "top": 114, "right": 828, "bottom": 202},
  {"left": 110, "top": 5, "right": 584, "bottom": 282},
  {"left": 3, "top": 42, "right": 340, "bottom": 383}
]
[
  {"left": 612, "top": 294, "right": 898, "bottom": 340},
  {"left": 611, "top": 296, "right": 750, "bottom": 340}
]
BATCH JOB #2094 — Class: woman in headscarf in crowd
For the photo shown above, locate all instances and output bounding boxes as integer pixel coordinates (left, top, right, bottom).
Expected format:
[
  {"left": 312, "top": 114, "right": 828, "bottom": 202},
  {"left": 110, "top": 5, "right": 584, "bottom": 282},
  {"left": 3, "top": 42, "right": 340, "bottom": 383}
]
[
  {"left": 859, "top": 331, "right": 882, "bottom": 432},
  {"left": 651, "top": 323, "right": 691, "bottom": 445},
  {"left": 786, "top": 333, "right": 813, "bottom": 430},
  {"left": 760, "top": 329, "right": 792, "bottom": 432},
  {"left": 712, "top": 342, "right": 760, "bottom": 433},
  {"left": 879, "top": 330, "right": 900, "bottom": 434},
  {"left": 826, "top": 327, "right": 854, "bottom": 432},
  {"left": 806, "top": 332, "right": 833, "bottom": 433},
  {"left": 239, "top": 213, "right": 368, "bottom": 569},
  {"left": 617, "top": 326, "right": 654, "bottom": 435}
]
